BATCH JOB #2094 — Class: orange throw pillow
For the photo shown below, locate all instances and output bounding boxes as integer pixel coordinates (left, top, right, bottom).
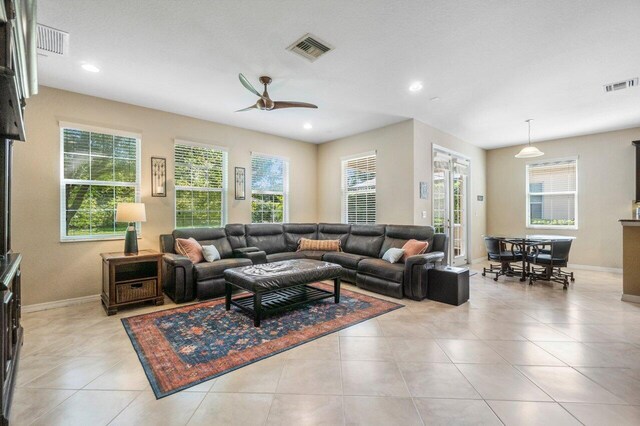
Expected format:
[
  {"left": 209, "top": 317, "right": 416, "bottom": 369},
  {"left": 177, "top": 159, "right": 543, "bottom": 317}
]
[
  {"left": 401, "top": 239, "right": 429, "bottom": 262},
  {"left": 175, "top": 237, "right": 204, "bottom": 264},
  {"left": 297, "top": 238, "right": 341, "bottom": 252}
]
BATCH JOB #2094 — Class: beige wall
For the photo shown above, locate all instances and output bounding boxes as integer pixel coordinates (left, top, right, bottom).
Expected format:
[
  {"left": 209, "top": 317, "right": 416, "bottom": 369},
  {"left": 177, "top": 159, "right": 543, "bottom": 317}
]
[
  {"left": 317, "top": 120, "right": 415, "bottom": 224},
  {"left": 413, "top": 120, "right": 487, "bottom": 262},
  {"left": 15, "top": 87, "right": 318, "bottom": 305},
  {"left": 487, "top": 127, "right": 640, "bottom": 269},
  {"left": 317, "top": 119, "right": 487, "bottom": 262}
]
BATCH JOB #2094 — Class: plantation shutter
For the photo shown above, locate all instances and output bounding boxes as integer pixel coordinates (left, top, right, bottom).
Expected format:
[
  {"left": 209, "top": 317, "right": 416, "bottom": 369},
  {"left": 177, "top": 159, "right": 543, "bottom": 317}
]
[
  {"left": 527, "top": 159, "right": 577, "bottom": 227},
  {"left": 342, "top": 153, "right": 376, "bottom": 224}
]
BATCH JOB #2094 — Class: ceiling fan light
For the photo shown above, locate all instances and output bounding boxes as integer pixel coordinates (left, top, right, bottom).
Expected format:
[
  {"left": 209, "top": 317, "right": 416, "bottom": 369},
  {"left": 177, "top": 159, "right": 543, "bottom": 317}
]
[{"left": 515, "top": 145, "right": 544, "bottom": 158}]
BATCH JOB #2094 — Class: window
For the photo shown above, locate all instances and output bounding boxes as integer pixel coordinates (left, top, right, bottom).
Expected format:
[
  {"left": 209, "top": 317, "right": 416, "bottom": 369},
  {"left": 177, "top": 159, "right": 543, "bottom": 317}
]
[
  {"left": 251, "top": 154, "right": 288, "bottom": 223},
  {"left": 342, "top": 152, "right": 376, "bottom": 224},
  {"left": 526, "top": 158, "right": 578, "bottom": 229},
  {"left": 174, "top": 141, "right": 227, "bottom": 228},
  {"left": 60, "top": 124, "right": 140, "bottom": 240}
]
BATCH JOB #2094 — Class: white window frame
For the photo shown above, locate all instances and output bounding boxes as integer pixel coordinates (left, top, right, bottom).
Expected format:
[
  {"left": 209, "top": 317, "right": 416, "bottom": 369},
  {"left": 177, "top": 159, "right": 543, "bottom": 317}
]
[
  {"left": 341, "top": 151, "right": 377, "bottom": 225},
  {"left": 250, "top": 152, "right": 289, "bottom": 223},
  {"left": 59, "top": 122, "right": 142, "bottom": 242},
  {"left": 525, "top": 156, "right": 578, "bottom": 230},
  {"left": 173, "top": 139, "right": 228, "bottom": 229}
]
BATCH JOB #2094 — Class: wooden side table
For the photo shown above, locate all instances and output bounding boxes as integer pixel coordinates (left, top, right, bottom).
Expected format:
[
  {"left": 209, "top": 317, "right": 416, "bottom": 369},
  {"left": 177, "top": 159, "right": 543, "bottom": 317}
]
[{"left": 101, "top": 250, "right": 164, "bottom": 315}]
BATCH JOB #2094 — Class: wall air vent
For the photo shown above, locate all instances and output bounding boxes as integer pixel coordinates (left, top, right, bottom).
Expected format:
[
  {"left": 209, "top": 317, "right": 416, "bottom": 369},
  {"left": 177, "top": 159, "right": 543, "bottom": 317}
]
[
  {"left": 36, "top": 24, "right": 69, "bottom": 57},
  {"left": 287, "top": 33, "right": 333, "bottom": 62},
  {"left": 604, "top": 78, "right": 638, "bottom": 93}
]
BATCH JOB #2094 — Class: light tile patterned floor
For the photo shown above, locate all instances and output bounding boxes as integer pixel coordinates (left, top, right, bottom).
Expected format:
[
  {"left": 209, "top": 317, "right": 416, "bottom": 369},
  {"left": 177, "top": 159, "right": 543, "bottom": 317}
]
[{"left": 11, "top": 263, "right": 640, "bottom": 425}]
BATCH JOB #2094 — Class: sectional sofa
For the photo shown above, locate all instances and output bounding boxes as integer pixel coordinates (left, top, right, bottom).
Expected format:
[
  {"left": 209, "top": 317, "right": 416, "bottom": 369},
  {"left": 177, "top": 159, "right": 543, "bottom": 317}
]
[{"left": 159, "top": 223, "right": 448, "bottom": 303}]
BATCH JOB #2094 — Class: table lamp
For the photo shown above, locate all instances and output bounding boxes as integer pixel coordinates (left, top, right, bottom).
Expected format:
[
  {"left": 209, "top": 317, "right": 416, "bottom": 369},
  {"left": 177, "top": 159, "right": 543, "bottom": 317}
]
[{"left": 116, "top": 203, "right": 146, "bottom": 255}]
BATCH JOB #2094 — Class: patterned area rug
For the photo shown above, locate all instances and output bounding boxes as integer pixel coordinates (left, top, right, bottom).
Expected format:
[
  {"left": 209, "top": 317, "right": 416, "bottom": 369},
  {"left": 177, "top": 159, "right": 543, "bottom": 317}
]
[{"left": 122, "top": 282, "right": 403, "bottom": 398}]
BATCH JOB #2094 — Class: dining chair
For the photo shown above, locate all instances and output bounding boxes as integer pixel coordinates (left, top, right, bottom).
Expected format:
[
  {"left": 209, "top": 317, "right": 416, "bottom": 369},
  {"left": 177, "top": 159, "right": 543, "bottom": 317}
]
[
  {"left": 482, "top": 237, "right": 524, "bottom": 281},
  {"left": 526, "top": 239, "right": 575, "bottom": 288}
]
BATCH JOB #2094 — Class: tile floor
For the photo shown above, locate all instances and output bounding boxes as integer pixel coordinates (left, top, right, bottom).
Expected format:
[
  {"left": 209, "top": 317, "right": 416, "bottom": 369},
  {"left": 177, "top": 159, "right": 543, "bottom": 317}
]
[{"left": 11, "top": 263, "right": 640, "bottom": 425}]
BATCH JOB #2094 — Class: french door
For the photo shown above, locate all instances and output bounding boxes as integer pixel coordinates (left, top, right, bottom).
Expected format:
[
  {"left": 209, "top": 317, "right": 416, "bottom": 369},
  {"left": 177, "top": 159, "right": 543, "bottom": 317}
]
[{"left": 433, "top": 147, "right": 470, "bottom": 266}]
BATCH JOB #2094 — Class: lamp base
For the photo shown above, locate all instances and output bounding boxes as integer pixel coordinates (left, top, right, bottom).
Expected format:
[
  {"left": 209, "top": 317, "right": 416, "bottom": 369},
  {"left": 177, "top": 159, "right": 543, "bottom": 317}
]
[{"left": 124, "top": 222, "right": 138, "bottom": 255}]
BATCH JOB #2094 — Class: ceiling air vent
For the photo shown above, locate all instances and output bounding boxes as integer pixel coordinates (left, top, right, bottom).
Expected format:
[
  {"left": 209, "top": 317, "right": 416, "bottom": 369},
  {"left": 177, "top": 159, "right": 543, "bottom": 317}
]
[
  {"left": 287, "top": 33, "right": 332, "bottom": 62},
  {"left": 604, "top": 78, "right": 638, "bottom": 93},
  {"left": 36, "top": 24, "right": 69, "bottom": 57}
]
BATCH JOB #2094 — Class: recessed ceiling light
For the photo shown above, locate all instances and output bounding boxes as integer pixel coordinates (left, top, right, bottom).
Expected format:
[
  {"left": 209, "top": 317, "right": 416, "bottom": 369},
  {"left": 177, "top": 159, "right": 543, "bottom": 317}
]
[
  {"left": 303, "top": 122, "right": 313, "bottom": 130},
  {"left": 81, "top": 63, "right": 100, "bottom": 73},
  {"left": 409, "top": 81, "right": 423, "bottom": 92}
]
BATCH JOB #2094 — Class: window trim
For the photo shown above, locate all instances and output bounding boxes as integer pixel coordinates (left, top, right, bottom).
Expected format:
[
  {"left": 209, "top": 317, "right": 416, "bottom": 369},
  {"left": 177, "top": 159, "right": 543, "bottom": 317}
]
[
  {"left": 525, "top": 156, "right": 578, "bottom": 230},
  {"left": 250, "top": 152, "right": 290, "bottom": 223},
  {"left": 59, "top": 123, "right": 142, "bottom": 242},
  {"left": 173, "top": 139, "right": 228, "bottom": 229},
  {"left": 341, "top": 150, "right": 377, "bottom": 225}
]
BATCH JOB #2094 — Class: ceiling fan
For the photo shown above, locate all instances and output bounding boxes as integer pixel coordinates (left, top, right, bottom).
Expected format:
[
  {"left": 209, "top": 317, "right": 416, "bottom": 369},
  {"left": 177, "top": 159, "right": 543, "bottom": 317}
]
[{"left": 236, "top": 73, "right": 318, "bottom": 112}]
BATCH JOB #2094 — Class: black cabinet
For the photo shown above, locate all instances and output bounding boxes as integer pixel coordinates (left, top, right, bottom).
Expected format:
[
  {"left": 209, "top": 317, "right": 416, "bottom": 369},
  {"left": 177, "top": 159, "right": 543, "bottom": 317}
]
[{"left": 0, "top": 254, "right": 21, "bottom": 425}]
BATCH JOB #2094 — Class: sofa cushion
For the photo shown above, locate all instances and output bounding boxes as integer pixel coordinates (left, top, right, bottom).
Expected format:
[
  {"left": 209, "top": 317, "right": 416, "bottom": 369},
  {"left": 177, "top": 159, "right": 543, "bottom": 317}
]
[
  {"left": 175, "top": 237, "right": 204, "bottom": 263},
  {"left": 225, "top": 224, "right": 247, "bottom": 249},
  {"left": 245, "top": 224, "right": 287, "bottom": 254},
  {"left": 193, "top": 258, "right": 252, "bottom": 281},
  {"left": 379, "top": 225, "right": 435, "bottom": 257},
  {"left": 322, "top": 252, "right": 369, "bottom": 269},
  {"left": 401, "top": 239, "right": 429, "bottom": 262},
  {"left": 283, "top": 223, "right": 318, "bottom": 251},
  {"left": 318, "top": 223, "right": 351, "bottom": 247},
  {"left": 173, "top": 227, "right": 233, "bottom": 259},
  {"left": 344, "top": 224, "right": 385, "bottom": 257},
  {"left": 266, "top": 252, "right": 306, "bottom": 262},
  {"left": 358, "top": 258, "right": 405, "bottom": 283},
  {"left": 298, "top": 238, "right": 341, "bottom": 252}
]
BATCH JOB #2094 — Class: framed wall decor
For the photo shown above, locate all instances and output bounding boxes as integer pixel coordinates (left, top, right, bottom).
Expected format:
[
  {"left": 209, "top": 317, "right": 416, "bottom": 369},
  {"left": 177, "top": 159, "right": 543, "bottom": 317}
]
[
  {"left": 235, "top": 167, "right": 246, "bottom": 200},
  {"left": 151, "top": 157, "right": 167, "bottom": 197},
  {"left": 419, "top": 181, "right": 429, "bottom": 199}
]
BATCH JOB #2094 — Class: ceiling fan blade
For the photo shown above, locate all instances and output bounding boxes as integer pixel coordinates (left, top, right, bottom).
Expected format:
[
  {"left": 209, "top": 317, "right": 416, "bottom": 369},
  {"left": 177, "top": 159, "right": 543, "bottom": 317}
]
[
  {"left": 235, "top": 104, "right": 258, "bottom": 112},
  {"left": 238, "top": 73, "right": 263, "bottom": 98},
  {"left": 272, "top": 101, "right": 318, "bottom": 110}
]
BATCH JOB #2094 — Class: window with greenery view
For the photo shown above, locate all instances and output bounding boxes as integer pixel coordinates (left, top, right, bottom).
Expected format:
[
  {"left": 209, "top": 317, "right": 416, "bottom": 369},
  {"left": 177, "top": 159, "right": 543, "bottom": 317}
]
[
  {"left": 342, "top": 153, "right": 376, "bottom": 224},
  {"left": 61, "top": 126, "right": 140, "bottom": 240},
  {"left": 526, "top": 159, "right": 577, "bottom": 228},
  {"left": 251, "top": 154, "right": 288, "bottom": 223},
  {"left": 175, "top": 142, "right": 227, "bottom": 228}
]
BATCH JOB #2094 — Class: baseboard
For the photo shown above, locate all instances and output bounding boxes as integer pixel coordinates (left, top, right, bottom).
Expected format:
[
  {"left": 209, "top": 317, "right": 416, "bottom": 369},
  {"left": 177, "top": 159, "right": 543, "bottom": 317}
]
[
  {"left": 622, "top": 294, "right": 640, "bottom": 304},
  {"left": 567, "top": 263, "right": 623, "bottom": 274},
  {"left": 23, "top": 294, "right": 101, "bottom": 313}
]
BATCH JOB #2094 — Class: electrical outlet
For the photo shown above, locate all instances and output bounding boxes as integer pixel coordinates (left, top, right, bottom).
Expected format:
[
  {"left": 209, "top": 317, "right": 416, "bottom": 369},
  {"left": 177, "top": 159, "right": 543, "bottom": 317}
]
[{"left": 421, "top": 211, "right": 427, "bottom": 219}]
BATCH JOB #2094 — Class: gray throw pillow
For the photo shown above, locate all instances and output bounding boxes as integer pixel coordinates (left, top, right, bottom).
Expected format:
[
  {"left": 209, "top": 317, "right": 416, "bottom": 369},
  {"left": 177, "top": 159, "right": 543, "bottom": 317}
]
[
  {"left": 202, "top": 244, "right": 221, "bottom": 262},
  {"left": 382, "top": 248, "right": 405, "bottom": 264}
]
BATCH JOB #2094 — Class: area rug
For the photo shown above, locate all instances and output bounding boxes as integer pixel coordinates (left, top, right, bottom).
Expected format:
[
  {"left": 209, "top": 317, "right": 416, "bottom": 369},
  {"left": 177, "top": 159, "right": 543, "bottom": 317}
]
[{"left": 122, "top": 282, "right": 403, "bottom": 398}]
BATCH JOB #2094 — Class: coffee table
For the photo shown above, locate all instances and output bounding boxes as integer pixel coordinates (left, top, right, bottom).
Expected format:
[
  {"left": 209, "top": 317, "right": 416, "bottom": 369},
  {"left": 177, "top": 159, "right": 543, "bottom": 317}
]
[{"left": 224, "top": 259, "right": 343, "bottom": 327}]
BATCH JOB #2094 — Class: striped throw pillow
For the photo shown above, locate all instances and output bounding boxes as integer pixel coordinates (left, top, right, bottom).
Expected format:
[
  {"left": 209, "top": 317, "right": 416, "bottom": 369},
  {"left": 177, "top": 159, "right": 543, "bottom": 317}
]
[{"left": 297, "top": 238, "right": 341, "bottom": 252}]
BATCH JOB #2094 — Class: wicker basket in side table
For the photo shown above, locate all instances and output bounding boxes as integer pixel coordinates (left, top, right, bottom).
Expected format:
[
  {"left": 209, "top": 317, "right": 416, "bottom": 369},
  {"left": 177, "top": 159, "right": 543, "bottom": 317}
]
[{"left": 100, "top": 250, "right": 164, "bottom": 315}]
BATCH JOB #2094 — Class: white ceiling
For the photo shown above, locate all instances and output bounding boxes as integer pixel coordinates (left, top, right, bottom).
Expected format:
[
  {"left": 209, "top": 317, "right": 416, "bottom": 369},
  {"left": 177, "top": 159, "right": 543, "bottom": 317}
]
[{"left": 37, "top": 0, "right": 640, "bottom": 148}]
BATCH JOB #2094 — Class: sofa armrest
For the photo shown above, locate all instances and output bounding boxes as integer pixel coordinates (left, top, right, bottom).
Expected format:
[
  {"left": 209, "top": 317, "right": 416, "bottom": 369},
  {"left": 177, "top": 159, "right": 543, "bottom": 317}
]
[
  {"left": 162, "top": 253, "right": 195, "bottom": 303},
  {"left": 234, "top": 247, "right": 267, "bottom": 264},
  {"left": 233, "top": 247, "right": 261, "bottom": 256},
  {"left": 402, "top": 252, "right": 445, "bottom": 301}
]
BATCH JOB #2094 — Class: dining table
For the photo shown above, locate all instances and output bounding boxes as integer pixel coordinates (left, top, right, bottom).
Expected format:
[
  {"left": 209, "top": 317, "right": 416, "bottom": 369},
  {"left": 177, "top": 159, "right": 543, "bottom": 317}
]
[{"left": 487, "top": 235, "right": 576, "bottom": 282}]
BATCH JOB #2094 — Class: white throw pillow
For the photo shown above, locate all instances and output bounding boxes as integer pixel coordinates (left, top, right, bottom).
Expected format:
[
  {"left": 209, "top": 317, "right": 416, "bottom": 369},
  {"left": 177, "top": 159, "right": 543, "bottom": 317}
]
[
  {"left": 202, "top": 244, "right": 221, "bottom": 262},
  {"left": 382, "top": 248, "right": 405, "bottom": 264}
]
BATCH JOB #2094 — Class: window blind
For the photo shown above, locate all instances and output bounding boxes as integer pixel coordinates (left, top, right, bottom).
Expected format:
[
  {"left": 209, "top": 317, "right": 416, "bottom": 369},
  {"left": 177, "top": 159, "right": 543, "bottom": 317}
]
[
  {"left": 174, "top": 142, "right": 227, "bottom": 228},
  {"left": 526, "top": 159, "right": 577, "bottom": 228},
  {"left": 342, "top": 154, "right": 376, "bottom": 224},
  {"left": 251, "top": 154, "right": 288, "bottom": 223},
  {"left": 61, "top": 127, "right": 140, "bottom": 240}
]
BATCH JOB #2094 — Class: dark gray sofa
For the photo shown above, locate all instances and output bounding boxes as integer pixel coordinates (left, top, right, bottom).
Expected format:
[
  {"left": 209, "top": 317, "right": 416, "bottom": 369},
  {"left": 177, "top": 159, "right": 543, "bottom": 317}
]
[{"left": 159, "top": 223, "right": 448, "bottom": 303}]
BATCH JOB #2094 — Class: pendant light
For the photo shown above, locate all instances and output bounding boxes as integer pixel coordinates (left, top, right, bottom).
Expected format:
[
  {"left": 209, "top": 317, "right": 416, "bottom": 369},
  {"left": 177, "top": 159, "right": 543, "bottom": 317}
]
[{"left": 515, "top": 119, "right": 544, "bottom": 158}]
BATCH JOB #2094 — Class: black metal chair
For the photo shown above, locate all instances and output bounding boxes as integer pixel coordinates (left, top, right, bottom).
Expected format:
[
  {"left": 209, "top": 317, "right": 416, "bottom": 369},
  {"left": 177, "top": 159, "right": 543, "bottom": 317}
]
[
  {"left": 526, "top": 239, "right": 575, "bottom": 289},
  {"left": 482, "top": 237, "right": 524, "bottom": 281}
]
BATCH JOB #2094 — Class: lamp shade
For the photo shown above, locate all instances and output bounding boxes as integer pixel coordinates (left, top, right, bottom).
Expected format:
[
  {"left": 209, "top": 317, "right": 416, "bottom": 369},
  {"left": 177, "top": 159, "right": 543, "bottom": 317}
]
[
  {"left": 116, "top": 203, "right": 146, "bottom": 223},
  {"left": 515, "top": 145, "right": 544, "bottom": 158}
]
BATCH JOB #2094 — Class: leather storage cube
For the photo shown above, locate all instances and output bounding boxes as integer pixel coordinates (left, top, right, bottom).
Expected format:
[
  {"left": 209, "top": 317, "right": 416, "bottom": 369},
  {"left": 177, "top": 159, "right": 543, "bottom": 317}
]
[{"left": 427, "top": 266, "right": 469, "bottom": 306}]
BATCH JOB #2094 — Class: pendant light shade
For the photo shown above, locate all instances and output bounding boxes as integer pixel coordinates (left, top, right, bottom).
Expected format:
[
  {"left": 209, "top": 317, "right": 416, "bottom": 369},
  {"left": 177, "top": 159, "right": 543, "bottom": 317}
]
[{"left": 515, "top": 119, "right": 544, "bottom": 158}]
